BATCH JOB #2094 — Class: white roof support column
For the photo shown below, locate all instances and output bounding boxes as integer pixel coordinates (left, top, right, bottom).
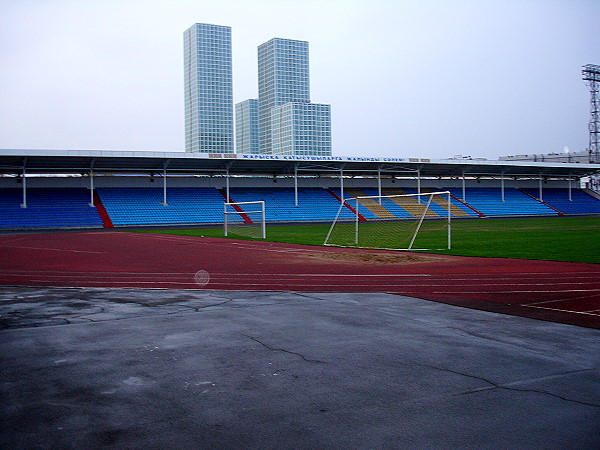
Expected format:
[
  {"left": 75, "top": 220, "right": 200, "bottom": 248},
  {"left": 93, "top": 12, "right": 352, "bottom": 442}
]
[
  {"left": 20, "top": 163, "right": 27, "bottom": 209},
  {"left": 377, "top": 164, "right": 382, "bottom": 205},
  {"left": 161, "top": 160, "right": 170, "bottom": 206},
  {"left": 294, "top": 162, "right": 299, "bottom": 206},
  {"left": 89, "top": 169, "right": 95, "bottom": 207},
  {"left": 568, "top": 176, "right": 573, "bottom": 201},
  {"left": 161, "top": 168, "right": 168, "bottom": 206},
  {"left": 462, "top": 170, "right": 466, "bottom": 202},
  {"left": 539, "top": 174, "right": 544, "bottom": 202},
  {"left": 501, "top": 172, "right": 505, "bottom": 202},
  {"left": 416, "top": 168, "right": 422, "bottom": 203},
  {"left": 89, "top": 158, "right": 96, "bottom": 207},
  {"left": 340, "top": 164, "right": 345, "bottom": 201},
  {"left": 225, "top": 161, "right": 232, "bottom": 201}
]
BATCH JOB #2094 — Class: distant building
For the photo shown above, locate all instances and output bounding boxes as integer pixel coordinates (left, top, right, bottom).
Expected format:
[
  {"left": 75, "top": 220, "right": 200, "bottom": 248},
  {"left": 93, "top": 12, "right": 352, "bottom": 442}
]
[
  {"left": 235, "top": 99, "right": 260, "bottom": 154},
  {"left": 499, "top": 151, "right": 592, "bottom": 164},
  {"left": 184, "top": 23, "right": 233, "bottom": 153},
  {"left": 257, "top": 37, "right": 330, "bottom": 156},
  {"left": 271, "top": 102, "right": 331, "bottom": 156}
]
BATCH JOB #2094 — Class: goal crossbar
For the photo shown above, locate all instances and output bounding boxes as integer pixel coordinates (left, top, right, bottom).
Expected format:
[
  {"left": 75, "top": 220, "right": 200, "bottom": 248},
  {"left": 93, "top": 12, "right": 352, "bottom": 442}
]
[{"left": 224, "top": 200, "right": 266, "bottom": 239}]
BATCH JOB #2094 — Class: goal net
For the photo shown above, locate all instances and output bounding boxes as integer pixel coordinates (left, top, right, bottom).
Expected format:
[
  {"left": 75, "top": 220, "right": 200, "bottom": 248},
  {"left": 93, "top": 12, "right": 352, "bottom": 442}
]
[
  {"left": 224, "top": 201, "right": 266, "bottom": 239},
  {"left": 324, "top": 191, "right": 451, "bottom": 250}
]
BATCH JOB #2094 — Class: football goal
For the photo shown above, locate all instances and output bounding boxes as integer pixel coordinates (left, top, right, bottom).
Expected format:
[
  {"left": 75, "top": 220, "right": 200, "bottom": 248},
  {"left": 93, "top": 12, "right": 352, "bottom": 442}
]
[
  {"left": 224, "top": 201, "right": 266, "bottom": 239},
  {"left": 324, "top": 191, "right": 452, "bottom": 250}
]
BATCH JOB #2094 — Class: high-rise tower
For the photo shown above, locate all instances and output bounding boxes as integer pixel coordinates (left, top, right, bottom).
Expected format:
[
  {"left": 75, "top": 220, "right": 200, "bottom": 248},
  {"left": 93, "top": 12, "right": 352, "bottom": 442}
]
[
  {"left": 258, "top": 38, "right": 311, "bottom": 154},
  {"left": 184, "top": 23, "right": 233, "bottom": 153},
  {"left": 271, "top": 102, "right": 331, "bottom": 156},
  {"left": 235, "top": 99, "right": 260, "bottom": 154}
]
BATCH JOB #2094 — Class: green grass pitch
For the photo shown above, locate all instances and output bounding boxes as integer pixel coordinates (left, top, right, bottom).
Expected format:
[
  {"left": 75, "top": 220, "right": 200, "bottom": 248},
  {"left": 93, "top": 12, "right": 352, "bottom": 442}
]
[{"left": 136, "top": 216, "right": 600, "bottom": 264}]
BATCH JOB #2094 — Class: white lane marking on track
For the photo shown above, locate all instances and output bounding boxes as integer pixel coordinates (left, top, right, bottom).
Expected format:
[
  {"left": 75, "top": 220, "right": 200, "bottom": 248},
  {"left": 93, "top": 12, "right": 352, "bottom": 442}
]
[
  {"left": 14, "top": 278, "right": 600, "bottom": 294},
  {"left": 18, "top": 280, "right": 425, "bottom": 287},
  {"left": 0, "top": 270, "right": 195, "bottom": 275},
  {"left": 521, "top": 305, "right": 600, "bottom": 316},
  {"left": 3, "top": 269, "right": 599, "bottom": 280},
  {"left": 4, "top": 276, "right": 596, "bottom": 289},
  {"left": 524, "top": 296, "right": 600, "bottom": 306},
  {"left": 0, "top": 271, "right": 431, "bottom": 278},
  {"left": 2, "top": 274, "right": 599, "bottom": 289},
  {"left": 1, "top": 284, "right": 376, "bottom": 292},
  {"left": 2, "top": 274, "right": 599, "bottom": 286},
  {"left": 433, "top": 289, "right": 600, "bottom": 294},
  {"left": 0, "top": 244, "right": 106, "bottom": 254}
]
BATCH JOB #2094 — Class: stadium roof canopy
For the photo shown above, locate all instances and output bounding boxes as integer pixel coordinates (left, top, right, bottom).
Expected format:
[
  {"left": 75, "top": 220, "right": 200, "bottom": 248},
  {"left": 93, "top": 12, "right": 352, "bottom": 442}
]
[{"left": 1, "top": 149, "right": 599, "bottom": 179}]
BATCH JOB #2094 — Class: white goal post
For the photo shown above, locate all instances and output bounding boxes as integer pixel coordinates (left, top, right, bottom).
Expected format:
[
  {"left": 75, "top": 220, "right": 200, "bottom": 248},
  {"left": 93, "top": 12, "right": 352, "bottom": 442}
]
[
  {"left": 224, "top": 201, "right": 266, "bottom": 239},
  {"left": 324, "top": 191, "right": 452, "bottom": 250}
]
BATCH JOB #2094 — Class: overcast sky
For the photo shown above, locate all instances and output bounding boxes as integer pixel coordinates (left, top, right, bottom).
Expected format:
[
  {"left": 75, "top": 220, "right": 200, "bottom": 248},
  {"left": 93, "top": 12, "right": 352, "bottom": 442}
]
[{"left": 0, "top": 0, "right": 598, "bottom": 160}]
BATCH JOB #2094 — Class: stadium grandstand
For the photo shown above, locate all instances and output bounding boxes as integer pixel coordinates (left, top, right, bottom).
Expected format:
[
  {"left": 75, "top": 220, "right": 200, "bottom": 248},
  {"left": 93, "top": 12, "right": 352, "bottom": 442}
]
[{"left": 1, "top": 148, "right": 600, "bottom": 229}]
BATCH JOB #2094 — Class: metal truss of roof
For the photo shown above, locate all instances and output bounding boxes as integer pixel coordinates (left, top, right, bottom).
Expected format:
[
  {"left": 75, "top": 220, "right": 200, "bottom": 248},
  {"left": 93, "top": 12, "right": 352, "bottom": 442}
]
[{"left": 1, "top": 149, "right": 599, "bottom": 179}]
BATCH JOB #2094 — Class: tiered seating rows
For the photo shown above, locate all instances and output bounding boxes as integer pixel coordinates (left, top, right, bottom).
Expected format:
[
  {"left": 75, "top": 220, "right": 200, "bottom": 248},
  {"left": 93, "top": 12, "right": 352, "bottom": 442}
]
[
  {"left": 225, "top": 187, "right": 357, "bottom": 222},
  {"left": 98, "top": 187, "right": 225, "bottom": 225},
  {"left": 331, "top": 188, "right": 409, "bottom": 218},
  {"left": 1, "top": 187, "right": 599, "bottom": 228},
  {"left": 0, "top": 188, "right": 103, "bottom": 228},
  {"left": 444, "top": 188, "right": 556, "bottom": 216},
  {"left": 521, "top": 188, "right": 600, "bottom": 214}
]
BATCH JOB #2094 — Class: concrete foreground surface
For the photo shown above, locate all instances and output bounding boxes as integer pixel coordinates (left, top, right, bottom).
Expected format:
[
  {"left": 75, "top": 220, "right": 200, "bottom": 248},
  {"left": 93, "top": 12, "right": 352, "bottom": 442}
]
[{"left": 1, "top": 287, "right": 599, "bottom": 449}]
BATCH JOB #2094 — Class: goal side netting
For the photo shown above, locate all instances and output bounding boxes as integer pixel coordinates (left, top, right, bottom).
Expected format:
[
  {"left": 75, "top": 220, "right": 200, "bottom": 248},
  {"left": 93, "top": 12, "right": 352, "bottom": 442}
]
[
  {"left": 224, "top": 201, "right": 266, "bottom": 239},
  {"left": 324, "top": 191, "right": 451, "bottom": 250}
]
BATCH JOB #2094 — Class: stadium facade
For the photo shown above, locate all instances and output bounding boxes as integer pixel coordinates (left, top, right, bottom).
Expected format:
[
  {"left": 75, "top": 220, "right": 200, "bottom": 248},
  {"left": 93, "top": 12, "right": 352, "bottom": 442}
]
[
  {"left": 183, "top": 23, "right": 234, "bottom": 153},
  {"left": 1, "top": 148, "right": 599, "bottom": 229},
  {"left": 1, "top": 149, "right": 598, "bottom": 191}
]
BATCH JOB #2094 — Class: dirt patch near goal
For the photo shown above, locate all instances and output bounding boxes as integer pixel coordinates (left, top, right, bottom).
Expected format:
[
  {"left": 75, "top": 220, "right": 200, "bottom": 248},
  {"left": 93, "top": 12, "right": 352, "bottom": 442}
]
[{"left": 300, "top": 251, "right": 449, "bottom": 265}]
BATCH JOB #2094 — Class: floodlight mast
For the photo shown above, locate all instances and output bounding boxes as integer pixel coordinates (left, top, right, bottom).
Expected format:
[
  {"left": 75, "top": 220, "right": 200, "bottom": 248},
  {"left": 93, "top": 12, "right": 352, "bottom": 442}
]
[{"left": 582, "top": 64, "right": 600, "bottom": 164}]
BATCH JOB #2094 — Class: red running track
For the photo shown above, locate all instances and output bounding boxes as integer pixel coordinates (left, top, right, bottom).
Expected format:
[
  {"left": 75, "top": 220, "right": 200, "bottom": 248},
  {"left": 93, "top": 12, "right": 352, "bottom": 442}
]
[{"left": 1, "top": 231, "right": 599, "bottom": 328}]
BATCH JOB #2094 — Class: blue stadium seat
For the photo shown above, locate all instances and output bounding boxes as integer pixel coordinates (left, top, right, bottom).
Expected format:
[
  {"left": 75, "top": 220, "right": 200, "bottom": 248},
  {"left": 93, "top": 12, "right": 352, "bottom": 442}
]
[
  {"left": 520, "top": 188, "right": 600, "bottom": 214},
  {"left": 97, "top": 187, "right": 227, "bottom": 225},
  {"left": 0, "top": 188, "right": 103, "bottom": 228},
  {"left": 227, "top": 187, "right": 354, "bottom": 222},
  {"left": 395, "top": 188, "right": 477, "bottom": 217},
  {"left": 5, "top": 186, "right": 597, "bottom": 229},
  {"left": 443, "top": 188, "right": 557, "bottom": 216}
]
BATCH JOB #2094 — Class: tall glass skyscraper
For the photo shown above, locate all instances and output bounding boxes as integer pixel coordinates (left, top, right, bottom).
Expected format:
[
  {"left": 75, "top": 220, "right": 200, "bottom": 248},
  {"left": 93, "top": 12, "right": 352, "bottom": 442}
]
[
  {"left": 184, "top": 23, "right": 233, "bottom": 153},
  {"left": 258, "top": 38, "right": 311, "bottom": 154},
  {"left": 235, "top": 99, "right": 260, "bottom": 154},
  {"left": 256, "top": 37, "right": 331, "bottom": 156},
  {"left": 271, "top": 103, "right": 331, "bottom": 156}
]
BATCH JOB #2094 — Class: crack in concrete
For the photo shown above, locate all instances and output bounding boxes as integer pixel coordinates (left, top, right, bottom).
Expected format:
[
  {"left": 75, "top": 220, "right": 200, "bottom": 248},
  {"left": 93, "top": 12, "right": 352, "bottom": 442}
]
[
  {"left": 197, "top": 298, "right": 234, "bottom": 309},
  {"left": 65, "top": 306, "right": 107, "bottom": 322},
  {"left": 241, "top": 334, "right": 327, "bottom": 364},
  {"left": 421, "top": 363, "right": 600, "bottom": 408},
  {"left": 1, "top": 296, "right": 287, "bottom": 330},
  {"left": 444, "top": 325, "right": 564, "bottom": 357},
  {"left": 174, "top": 298, "right": 234, "bottom": 312}
]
